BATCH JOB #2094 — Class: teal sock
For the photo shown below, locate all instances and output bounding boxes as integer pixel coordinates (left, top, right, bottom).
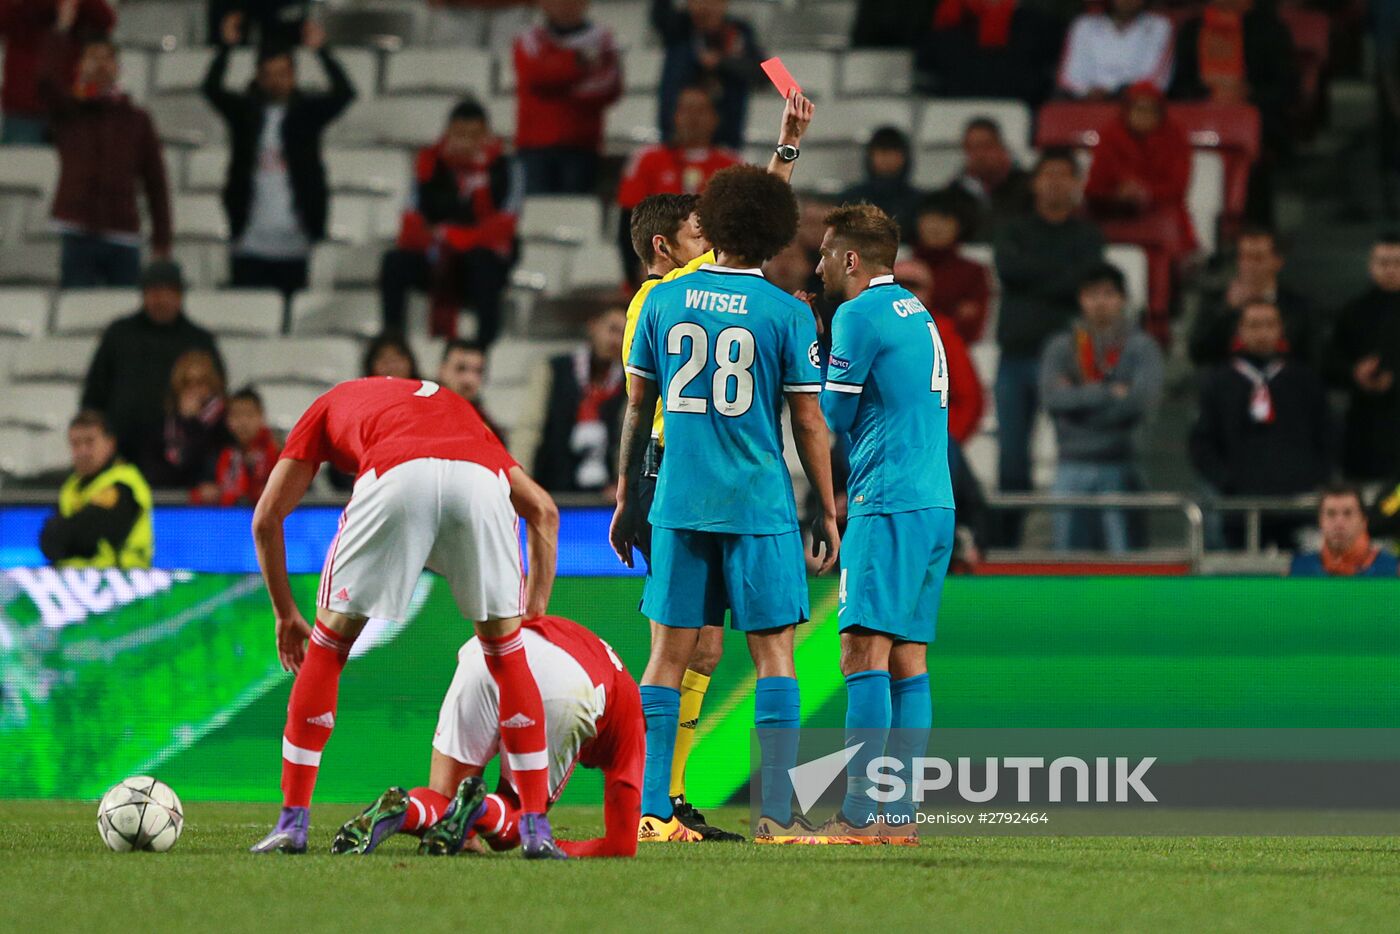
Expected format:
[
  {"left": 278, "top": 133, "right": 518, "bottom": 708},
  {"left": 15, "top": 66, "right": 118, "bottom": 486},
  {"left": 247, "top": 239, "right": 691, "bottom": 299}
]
[
  {"left": 640, "top": 685, "right": 681, "bottom": 820},
  {"left": 886, "top": 673, "right": 931, "bottom": 825},
  {"left": 754, "top": 676, "right": 800, "bottom": 824},
  {"left": 841, "top": 669, "right": 891, "bottom": 825}
]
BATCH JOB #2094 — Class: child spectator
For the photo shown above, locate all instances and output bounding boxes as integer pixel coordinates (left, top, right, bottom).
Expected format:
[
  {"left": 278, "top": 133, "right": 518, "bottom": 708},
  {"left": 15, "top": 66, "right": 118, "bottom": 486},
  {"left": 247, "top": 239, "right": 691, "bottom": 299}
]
[
  {"left": 198, "top": 387, "right": 281, "bottom": 505},
  {"left": 363, "top": 332, "right": 420, "bottom": 380}
]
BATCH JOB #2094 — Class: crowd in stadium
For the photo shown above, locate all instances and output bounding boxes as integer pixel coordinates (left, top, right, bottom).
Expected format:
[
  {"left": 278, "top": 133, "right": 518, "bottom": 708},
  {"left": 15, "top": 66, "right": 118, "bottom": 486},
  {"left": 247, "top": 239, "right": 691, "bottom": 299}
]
[{"left": 3, "top": 0, "right": 1400, "bottom": 575}]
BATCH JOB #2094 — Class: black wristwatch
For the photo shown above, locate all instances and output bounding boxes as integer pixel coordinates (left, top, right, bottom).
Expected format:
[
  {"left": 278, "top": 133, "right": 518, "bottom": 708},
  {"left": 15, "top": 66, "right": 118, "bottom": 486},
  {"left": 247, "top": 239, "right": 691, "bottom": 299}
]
[{"left": 774, "top": 144, "right": 800, "bottom": 163}]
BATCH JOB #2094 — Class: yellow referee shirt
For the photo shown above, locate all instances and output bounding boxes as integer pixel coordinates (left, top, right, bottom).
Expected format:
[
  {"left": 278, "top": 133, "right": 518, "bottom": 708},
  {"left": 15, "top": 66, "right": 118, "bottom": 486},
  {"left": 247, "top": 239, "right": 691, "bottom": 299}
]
[{"left": 621, "top": 249, "right": 715, "bottom": 444}]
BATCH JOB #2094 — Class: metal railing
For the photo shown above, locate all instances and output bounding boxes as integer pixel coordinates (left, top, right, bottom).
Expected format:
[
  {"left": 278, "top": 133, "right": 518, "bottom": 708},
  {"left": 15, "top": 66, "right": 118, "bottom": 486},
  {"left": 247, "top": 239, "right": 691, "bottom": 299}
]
[{"left": 987, "top": 492, "right": 1206, "bottom": 571}]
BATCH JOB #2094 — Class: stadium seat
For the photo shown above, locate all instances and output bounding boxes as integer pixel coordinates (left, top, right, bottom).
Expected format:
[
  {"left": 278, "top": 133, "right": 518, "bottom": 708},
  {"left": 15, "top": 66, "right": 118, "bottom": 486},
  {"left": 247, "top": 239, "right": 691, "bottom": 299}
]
[
  {"left": 322, "top": 2, "right": 429, "bottom": 49},
  {"left": 605, "top": 94, "right": 662, "bottom": 148},
  {"left": 0, "top": 289, "right": 52, "bottom": 338},
  {"left": 0, "top": 425, "right": 69, "bottom": 479},
  {"left": 223, "top": 336, "right": 360, "bottom": 388},
  {"left": 259, "top": 383, "right": 325, "bottom": 434},
  {"left": 114, "top": 1, "right": 196, "bottom": 49},
  {"left": 326, "top": 194, "right": 375, "bottom": 245},
  {"left": 622, "top": 48, "right": 664, "bottom": 94},
  {"left": 153, "top": 47, "right": 215, "bottom": 94},
  {"left": 313, "top": 243, "right": 388, "bottom": 288},
  {"left": 174, "top": 194, "right": 230, "bottom": 241},
  {"left": 744, "top": 144, "right": 862, "bottom": 193},
  {"left": 326, "top": 148, "right": 412, "bottom": 203},
  {"left": 7, "top": 337, "right": 96, "bottom": 384},
  {"left": 743, "top": 95, "right": 789, "bottom": 145},
  {"left": 0, "top": 381, "right": 81, "bottom": 431},
  {"left": 516, "top": 241, "right": 577, "bottom": 297},
  {"left": 911, "top": 146, "right": 966, "bottom": 190},
  {"left": 487, "top": 337, "right": 575, "bottom": 387},
  {"left": 520, "top": 196, "right": 604, "bottom": 243},
  {"left": 920, "top": 99, "right": 1034, "bottom": 162},
  {"left": 53, "top": 290, "right": 135, "bottom": 336},
  {"left": 589, "top": 1, "right": 653, "bottom": 50},
  {"left": 1188, "top": 150, "right": 1225, "bottom": 255},
  {"left": 0, "top": 243, "right": 62, "bottom": 286},
  {"left": 804, "top": 97, "right": 915, "bottom": 145},
  {"left": 290, "top": 290, "right": 384, "bottom": 338},
  {"left": 384, "top": 48, "right": 492, "bottom": 95},
  {"left": 185, "top": 289, "right": 282, "bottom": 337},
  {"left": 184, "top": 146, "right": 227, "bottom": 192},
  {"left": 568, "top": 238, "right": 625, "bottom": 289},
  {"left": 421, "top": 4, "right": 489, "bottom": 48},
  {"left": 485, "top": 5, "right": 537, "bottom": 50},
  {"left": 329, "top": 95, "right": 460, "bottom": 148},
  {"left": 147, "top": 93, "right": 226, "bottom": 146},
  {"left": 770, "top": 3, "right": 857, "bottom": 50},
  {"left": 840, "top": 50, "right": 915, "bottom": 96},
  {"left": 1105, "top": 244, "right": 1148, "bottom": 319},
  {"left": 173, "top": 243, "right": 230, "bottom": 289},
  {"left": 485, "top": 93, "right": 517, "bottom": 138},
  {"left": 0, "top": 146, "right": 59, "bottom": 197}
]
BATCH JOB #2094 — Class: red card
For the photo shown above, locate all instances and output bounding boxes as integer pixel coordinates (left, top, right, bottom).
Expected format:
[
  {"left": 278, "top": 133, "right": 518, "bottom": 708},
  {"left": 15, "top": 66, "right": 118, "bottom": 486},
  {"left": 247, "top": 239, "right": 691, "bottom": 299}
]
[{"left": 761, "top": 57, "right": 802, "bottom": 99}]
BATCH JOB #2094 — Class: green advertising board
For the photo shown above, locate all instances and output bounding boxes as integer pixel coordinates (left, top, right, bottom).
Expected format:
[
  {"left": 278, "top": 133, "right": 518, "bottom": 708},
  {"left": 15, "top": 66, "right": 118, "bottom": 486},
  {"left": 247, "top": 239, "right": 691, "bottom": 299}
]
[{"left": 2, "top": 569, "right": 1397, "bottom": 804}]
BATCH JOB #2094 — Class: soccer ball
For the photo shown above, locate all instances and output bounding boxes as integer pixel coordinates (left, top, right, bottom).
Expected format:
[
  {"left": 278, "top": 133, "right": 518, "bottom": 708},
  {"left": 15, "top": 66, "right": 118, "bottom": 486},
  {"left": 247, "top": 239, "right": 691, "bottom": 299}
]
[{"left": 97, "top": 777, "right": 184, "bottom": 853}]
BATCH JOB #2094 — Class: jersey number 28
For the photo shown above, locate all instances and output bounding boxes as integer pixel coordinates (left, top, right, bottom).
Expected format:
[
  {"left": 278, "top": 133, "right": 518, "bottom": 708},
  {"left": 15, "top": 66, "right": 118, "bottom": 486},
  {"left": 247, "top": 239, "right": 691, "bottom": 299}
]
[{"left": 665, "top": 323, "right": 756, "bottom": 417}]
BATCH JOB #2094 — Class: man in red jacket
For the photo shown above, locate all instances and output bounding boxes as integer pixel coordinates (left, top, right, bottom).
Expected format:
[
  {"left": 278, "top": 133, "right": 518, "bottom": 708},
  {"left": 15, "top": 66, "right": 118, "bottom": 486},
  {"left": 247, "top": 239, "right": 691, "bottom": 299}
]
[
  {"left": 513, "top": 0, "right": 621, "bottom": 194},
  {"left": 379, "top": 99, "right": 522, "bottom": 344},
  {"left": 41, "top": 19, "right": 171, "bottom": 287},
  {"left": 0, "top": 0, "right": 113, "bottom": 144}
]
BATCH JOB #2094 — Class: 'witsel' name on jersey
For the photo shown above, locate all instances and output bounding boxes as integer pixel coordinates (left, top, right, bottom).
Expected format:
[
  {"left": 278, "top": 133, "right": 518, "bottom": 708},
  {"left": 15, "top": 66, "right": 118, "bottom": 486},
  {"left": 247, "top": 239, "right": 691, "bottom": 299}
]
[{"left": 685, "top": 289, "right": 750, "bottom": 315}]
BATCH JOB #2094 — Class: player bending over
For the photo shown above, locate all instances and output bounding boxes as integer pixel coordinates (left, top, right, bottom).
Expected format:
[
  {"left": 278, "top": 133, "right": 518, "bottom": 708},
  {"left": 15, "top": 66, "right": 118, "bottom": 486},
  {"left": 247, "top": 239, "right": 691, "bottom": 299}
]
[
  {"left": 815, "top": 204, "right": 956, "bottom": 845},
  {"left": 611, "top": 164, "right": 840, "bottom": 845},
  {"left": 615, "top": 90, "right": 814, "bottom": 841},
  {"left": 249, "top": 377, "right": 565, "bottom": 858},
  {"left": 330, "top": 614, "right": 642, "bottom": 858}
]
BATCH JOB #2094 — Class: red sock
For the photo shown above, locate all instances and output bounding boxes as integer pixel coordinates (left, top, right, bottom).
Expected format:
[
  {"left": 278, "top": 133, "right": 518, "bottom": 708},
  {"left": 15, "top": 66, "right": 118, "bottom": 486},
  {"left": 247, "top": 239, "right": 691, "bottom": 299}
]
[
  {"left": 280, "top": 622, "right": 350, "bottom": 808},
  {"left": 475, "top": 793, "right": 520, "bottom": 852},
  {"left": 478, "top": 629, "right": 549, "bottom": 813},
  {"left": 403, "top": 787, "right": 452, "bottom": 835}
]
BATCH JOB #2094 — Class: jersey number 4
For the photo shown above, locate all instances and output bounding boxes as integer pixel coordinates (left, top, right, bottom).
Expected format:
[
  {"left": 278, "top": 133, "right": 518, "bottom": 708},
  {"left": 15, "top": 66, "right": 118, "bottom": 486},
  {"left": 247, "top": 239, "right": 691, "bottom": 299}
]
[
  {"left": 665, "top": 323, "right": 756, "bottom": 417},
  {"left": 928, "top": 322, "right": 950, "bottom": 409}
]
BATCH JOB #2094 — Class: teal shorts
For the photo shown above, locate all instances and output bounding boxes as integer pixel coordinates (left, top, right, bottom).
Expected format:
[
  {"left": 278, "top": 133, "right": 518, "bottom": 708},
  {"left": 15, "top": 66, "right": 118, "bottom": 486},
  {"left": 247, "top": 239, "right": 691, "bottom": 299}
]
[
  {"left": 838, "top": 507, "right": 955, "bottom": 644},
  {"left": 641, "top": 527, "right": 809, "bottom": 632}
]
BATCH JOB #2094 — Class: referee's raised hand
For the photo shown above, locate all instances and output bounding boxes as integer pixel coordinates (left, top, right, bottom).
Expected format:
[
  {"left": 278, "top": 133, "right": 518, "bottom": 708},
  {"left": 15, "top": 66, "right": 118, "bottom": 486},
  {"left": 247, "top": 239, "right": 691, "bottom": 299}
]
[{"left": 780, "top": 88, "right": 815, "bottom": 147}]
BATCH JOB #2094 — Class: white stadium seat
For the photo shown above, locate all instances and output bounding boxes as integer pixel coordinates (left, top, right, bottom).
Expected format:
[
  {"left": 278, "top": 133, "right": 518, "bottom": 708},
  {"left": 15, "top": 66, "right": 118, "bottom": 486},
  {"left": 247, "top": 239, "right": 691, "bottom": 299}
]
[
  {"left": 0, "top": 243, "right": 62, "bottom": 286},
  {"left": 290, "top": 290, "right": 384, "bottom": 338},
  {"left": 223, "top": 336, "right": 360, "bottom": 388},
  {"left": 1105, "top": 244, "right": 1149, "bottom": 320},
  {"left": 186, "top": 289, "right": 282, "bottom": 336},
  {"left": 770, "top": 3, "right": 858, "bottom": 50},
  {"left": 743, "top": 95, "right": 789, "bottom": 145},
  {"left": 147, "top": 93, "right": 226, "bottom": 146},
  {"left": 0, "top": 146, "right": 59, "bottom": 196},
  {"left": 605, "top": 94, "right": 661, "bottom": 148},
  {"left": 840, "top": 50, "right": 915, "bottom": 96},
  {"left": 114, "top": 1, "right": 196, "bottom": 49},
  {"left": 487, "top": 338, "right": 575, "bottom": 387},
  {"left": 0, "top": 288, "right": 51, "bottom": 337},
  {"left": 259, "top": 384, "right": 325, "bottom": 433},
  {"left": 53, "top": 290, "right": 135, "bottom": 336},
  {"left": 568, "top": 238, "right": 624, "bottom": 289},
  {"left": 1188, "top": 150, "right": 1225, "bottom": 255},
  {"left": 589, "top": 1, "right": 653, "bottom": 50},
  {"left": 912, "top": 146, "right": 966, "bottom": 190},
  {"left": 7, "top": 337, "right": 96, "bottom": 383},
  {"left": 520, "top": 196, "right": 604, "bottom": 243},
  {"left": 326, "top": 148, "right": 412, "bottom": 201},
  {"left": 622, "top": 49, "right": 664, "bottom": 94},
  {"left": 184, "top": 146, "right": 228, "bottom": 191},
  {"left": 486, "top": 5, "right": 537, "bottom": 50},
  {"left": 174, "top": 194, "right": 229, "bottom": 240},
  {"left": 918, "top": 100, "right": 1034, "bottom": 163},
  {"left": 803, "top": 98, "right": 915, "bottom": 145},
  {"left": 163, "top": 47, "right": 379, "bottom": 96},
  {"left": 0, "top": 381, "right": 81, "bottom": 431},
  {"left": 383, "top": 48, "right": 492, "bottom": 95},
  {"left": 0, "top": 425, "right": 69, "bottom": 478},
  {"left": 329, "top": 96, "right": 460, "bottom": 148},
  {"left": 422, "top": 5, "right": 489, "bottom": 48},
  {"left": 516, "top": 241, "right": 577, "bottom": 297},
  {"left": 153, "top": 47, "right": 215, "bottom": 94}
]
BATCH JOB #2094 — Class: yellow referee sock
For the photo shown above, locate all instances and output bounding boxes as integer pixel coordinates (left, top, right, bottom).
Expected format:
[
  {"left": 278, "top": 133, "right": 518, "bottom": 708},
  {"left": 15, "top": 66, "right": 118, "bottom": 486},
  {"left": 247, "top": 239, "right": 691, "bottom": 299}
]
[{"left": 669, "top": 669, "right": 711, "bottom": 799}]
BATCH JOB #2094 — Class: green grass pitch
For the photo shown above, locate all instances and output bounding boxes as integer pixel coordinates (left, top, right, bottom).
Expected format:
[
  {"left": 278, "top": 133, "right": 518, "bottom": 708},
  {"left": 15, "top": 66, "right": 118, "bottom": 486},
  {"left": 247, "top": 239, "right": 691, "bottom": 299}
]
[{"left": 3, "top": 802, "right": 1398, "bottom": 933}]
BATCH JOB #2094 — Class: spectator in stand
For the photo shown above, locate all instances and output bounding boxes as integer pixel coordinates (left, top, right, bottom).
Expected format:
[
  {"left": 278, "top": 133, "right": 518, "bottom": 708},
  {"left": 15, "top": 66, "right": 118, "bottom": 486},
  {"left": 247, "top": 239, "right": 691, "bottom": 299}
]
[
  {"left": 363, "top": 332, "right": 419, "bottom": 380},
  {"left": 616, "top": 84, "right": 740, "bottom": 283},
  {"left": 652, "top": 0, "right": 765, "bottom": 150},
  {"left": 852, "top": 0, "right": 936, "bottom": 48},
  {"left": 81, "top": 260, "right": 223, "bottom": 465},
  {"left": 915, "top": 0, "right": 1062, "bottom": 106},
  {"left": 1190, "top": 300, "right": 1332, "bottom": 548},
  {"left": 203, "top": 16, "right": 355, "bottom": 304},
  {"left": 840, "top": 126, "right": 923, "bottom": 243},
  {"left": 0, "top": 0, "right": 113, "bottom": 145},
  {"left": 907, "top": 189, "right": 992, "bottom": 343},
  {"left": 1169, "top": 0, "right": 1297, "bottom": 222},
  {"left": 532, "top": 306, "right": 626, "bottom": 495},
  {"left": 1189, "top": 225, "right": 1317, "bottom": 368},
  {"left": 1040, "top": 263, "right": 1163, "bottom": 553},
  {"left": 207, "top": 0, "right": 306, "bottom": 49},
  {"left": 1084, "top": 82, "right": 1197, "bottom": 330},
  {"left": 40, "top": 23, "right": 171, "bottom": 287},
  {"left": 40, "top": 410, "right": 153, "bottom": 569},
  {"left": 141, "top": 349, "right": 232, "bottom": 492},
  {"left": 1373, "top": 474, "right": 1400, "bottom": 540},
  {"left": 437, "top": 338, "right": 508, "bottom": 442},
  {"left": 1289, "top": 485, "right": 1399, "bottom": 577},
  {"left": 197, "top": 386, "right": 280, "bottom": 506},
  {"left": 993, "top": 149, "right": 1104, "bottom": 544},
  {"left": 380, "top": 99, "right": 522, "bottom": 343},
  {"left": 1326, "top": 235, "right": 1400, "bottom": 481},
  {"left": 1056, "top": 0, "right": 1173, "bottom": 99},
  {"left": 513, "top": 0, "right": 621, "bottom": 194},
  {"left": 947, "top": 117, "right": 1033, "bottom": 240}
]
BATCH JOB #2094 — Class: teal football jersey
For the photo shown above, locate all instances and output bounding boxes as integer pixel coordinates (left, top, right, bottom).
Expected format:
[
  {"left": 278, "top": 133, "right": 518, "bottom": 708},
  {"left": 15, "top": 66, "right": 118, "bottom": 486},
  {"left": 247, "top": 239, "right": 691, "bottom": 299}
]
[
  {"left": 627, "top": 265, "right": 822, "bottom": 534},
  {"left": 822, "top": 275, "right": 956, "bottom": 516}
]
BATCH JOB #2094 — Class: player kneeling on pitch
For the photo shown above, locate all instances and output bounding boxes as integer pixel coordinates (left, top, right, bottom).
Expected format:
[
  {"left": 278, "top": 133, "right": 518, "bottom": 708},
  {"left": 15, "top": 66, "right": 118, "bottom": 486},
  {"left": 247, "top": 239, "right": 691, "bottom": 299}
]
[
  {"left": 330, "top": 614, "right": 643, "bottom": 858},
  {"left": 248, "top": 377, "right": 566, "bottom": 858},
  {"left": 814, "top": 204, "right": 956, "bottom": 845}
]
